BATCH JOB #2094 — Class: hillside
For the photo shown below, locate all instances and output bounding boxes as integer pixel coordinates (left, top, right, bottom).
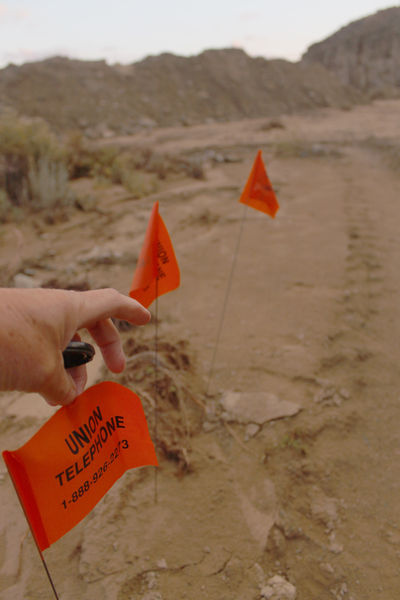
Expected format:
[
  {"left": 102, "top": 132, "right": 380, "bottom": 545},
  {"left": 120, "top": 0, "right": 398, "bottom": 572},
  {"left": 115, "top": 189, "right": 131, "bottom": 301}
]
[
  {"left": 0, "top": 49, "right": 362, "bottom": 136},
  {"left": 302, "top": 6, "right": 400, "bottom": 97}
]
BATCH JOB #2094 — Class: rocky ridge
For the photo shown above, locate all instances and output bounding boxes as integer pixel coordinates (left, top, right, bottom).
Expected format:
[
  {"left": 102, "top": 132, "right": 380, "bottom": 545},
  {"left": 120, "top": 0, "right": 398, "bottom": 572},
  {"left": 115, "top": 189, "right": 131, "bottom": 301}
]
[
  {"left": 302, "top": 6, "right": 400, "bottom": 97},
  {"left": 0, "top": 48, "right": 362, "bottom": 136}
]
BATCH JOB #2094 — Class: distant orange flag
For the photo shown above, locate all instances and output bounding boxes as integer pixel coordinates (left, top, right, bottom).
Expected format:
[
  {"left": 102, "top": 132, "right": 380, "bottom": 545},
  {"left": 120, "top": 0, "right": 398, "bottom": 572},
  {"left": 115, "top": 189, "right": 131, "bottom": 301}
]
[
  {"left": 2, "top": 382, "right": 157, "bottom": 551},
  {"left": 239, "top": 150, "right": 279, "bottom": 217},
  {"left": 129, "top": 201, "right": 180, "bottom": 308}
]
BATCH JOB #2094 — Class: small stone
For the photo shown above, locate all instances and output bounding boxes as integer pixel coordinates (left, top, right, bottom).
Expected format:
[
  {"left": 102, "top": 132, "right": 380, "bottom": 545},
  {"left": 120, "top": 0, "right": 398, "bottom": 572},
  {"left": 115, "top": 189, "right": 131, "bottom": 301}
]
[
  {"left": 329, "top": 532, "right": 343, "bottom": 554},
  {"left": 333, "top": 394, "right": 342, "bottom": 406},
  {"left": 245, "top": 423, "right": 261, "bottom": 440},
  {"left": 156, "top": 558, "right": 167, "bottom": 569},
  {"left": 261, "top": 575, "right": 297, "bottom": 599},
  {"left": 13, "top": 273, "right": 41, "bottom": 288},
  {"left": 320, "top": 562, "right": 334, "bottom": 574},
  {"left": 220, "top": 391, "right": 300, "bottom": 425},
  {"left": 314, "top": 390, "right": 325, "bottom": 403},
  {"left": 249, "top": 562, "right": 265, "bottom": 587},
  {"left": 202, "top": 421, "right": 217, "bottom": 432}
]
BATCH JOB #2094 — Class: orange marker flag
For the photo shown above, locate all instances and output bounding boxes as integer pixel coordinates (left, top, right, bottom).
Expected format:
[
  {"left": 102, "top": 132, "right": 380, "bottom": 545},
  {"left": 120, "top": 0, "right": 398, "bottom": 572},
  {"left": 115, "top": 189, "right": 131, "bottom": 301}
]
[
  {"left": 2, "top": 382, "right": 157, "bottom": 551},
  {"left": 129, "top": 201, "right": 180, "bottom": 308},
  {"left": 239, "top": 150, "right": 279, "bottom": 217}
]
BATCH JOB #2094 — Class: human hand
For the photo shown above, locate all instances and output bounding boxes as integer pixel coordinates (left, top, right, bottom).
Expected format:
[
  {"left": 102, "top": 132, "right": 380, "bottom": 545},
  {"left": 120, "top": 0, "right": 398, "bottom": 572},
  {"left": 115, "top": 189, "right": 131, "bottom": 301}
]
[{"left": 0, "top": 288, "right": 150, "bottom": 406}]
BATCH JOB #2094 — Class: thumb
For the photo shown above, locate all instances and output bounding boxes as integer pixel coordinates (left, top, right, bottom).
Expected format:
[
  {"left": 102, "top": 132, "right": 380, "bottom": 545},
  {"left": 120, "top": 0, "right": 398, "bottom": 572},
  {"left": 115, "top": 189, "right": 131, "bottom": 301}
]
[{"left": 40, "top": 358, "right": 77, "bottom": 406}]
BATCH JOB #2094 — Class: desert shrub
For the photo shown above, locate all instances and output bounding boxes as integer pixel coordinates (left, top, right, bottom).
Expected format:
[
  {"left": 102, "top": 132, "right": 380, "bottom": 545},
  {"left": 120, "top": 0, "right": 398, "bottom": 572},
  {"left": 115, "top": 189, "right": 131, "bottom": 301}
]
[
  {"left": 0, "top": 113, "right": 74, "bottom": 215},
  {"left": 0, "top": 188, "right": 17, "bottom": 222},
  {"left": 107, "top": 152, "right": 156, "bottom": 196},
  {"left": 28, "top": 155, "right": 74, "bottom": 209},
  {"left": 110, "top": 152, "right": 137, "bottom": 185},
  {"left": 364, "top": 136, "right": 400, "bottom": 172},
  {"left": 64, "top": 131, "right": 95, "bottom": 178},
  {"left": 145, "top": 152, "right": 205, "bottom": 180},
  {"left": 67, "top": 134, "right": 205, "bottom": 195},
  {"left": 66, "top": 137, "right": 153, "bottom": 184},
  {"left": 108, "top": 147, "right": 204, "bottom": 187},
  {"left": 184, "top": 158, "right": 205, "bottom": 179},
  {"left": 127, "top": 147, "right": 153, "bottom": 170},
  {"left": 66, "top": 133, "right": 120, "bottom": 181},
  {"left": 122, "top": 170, "right": 159, "bottom": 197},
  {"left": 90, "top": 146, "right": 120, "bottom": 179},
  {"left": 273, "top": 140, "right": 342, "bottom": 159},
  {"left": 260, "top": 119, "right": 285, "bottom": 131}
]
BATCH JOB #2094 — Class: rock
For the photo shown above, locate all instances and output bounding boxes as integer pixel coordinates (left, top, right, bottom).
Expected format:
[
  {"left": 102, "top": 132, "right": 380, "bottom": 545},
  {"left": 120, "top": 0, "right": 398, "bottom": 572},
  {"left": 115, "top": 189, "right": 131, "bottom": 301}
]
[
  {"left": 156, "top": 558, "right": 167, "bottom": 569},
  {"left": 266, "top": 525, "right": 287, "bottom": 557},
  {"left": 220, "top": 391, "right": 301, "bottom": 425},
  {"left": 328, "top": 531, "right": 344, "bottom": 554},
  {"left": 314, "top": 385, "right": 350, "bottom": 406},
  {"left": 248, "top": 562, "right": 266, "bottom": 587},
  {"left": 238, "top": 478, "right": 277, "bottom": 549},
  {"left": 302, "top": 7, "right": 400, "bottom": 98},
  {"left": 261, "top": 575, "right": 297, "bottom": 599},
  {"left": 245, "top": 423, "right": 261, "bottom": 440},
  {"left": 78, "top": 245, "right": 122, "bottom": 265},
  {"left": 202, "top": 421, "right": 217, "bottom": 433},
  {"left": 310, "top": 486, "right": 338, "bottom": 531},
  {"left": 13, "top": 273, "right": 41, "bottom": 288},
  {"left": 137, "top": 116, "right": 157, "bottom": 129},
  {"left": 320, "top": 562, "right": 335, "bottom": 575}
]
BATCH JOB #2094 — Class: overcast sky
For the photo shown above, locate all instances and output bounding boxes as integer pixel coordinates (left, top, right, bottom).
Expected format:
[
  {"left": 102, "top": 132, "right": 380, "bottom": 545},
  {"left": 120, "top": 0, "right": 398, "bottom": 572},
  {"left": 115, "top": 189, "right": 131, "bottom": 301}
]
[{"left": 0, "top": 1, "right": 396, "bottom": 68}]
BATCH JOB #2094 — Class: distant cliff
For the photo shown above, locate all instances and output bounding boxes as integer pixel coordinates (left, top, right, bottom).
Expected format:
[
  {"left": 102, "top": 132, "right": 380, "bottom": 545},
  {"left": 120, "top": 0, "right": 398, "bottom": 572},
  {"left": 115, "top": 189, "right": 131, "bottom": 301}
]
[{"left": 302, "top": 7, "right": 400, "bottom": 98}]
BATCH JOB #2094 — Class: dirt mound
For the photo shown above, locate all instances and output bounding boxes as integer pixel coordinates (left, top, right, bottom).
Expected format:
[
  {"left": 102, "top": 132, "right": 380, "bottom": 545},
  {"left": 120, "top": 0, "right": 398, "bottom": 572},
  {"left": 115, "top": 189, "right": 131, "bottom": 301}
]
[
  {"left": 110, "top": 335, "right": 205, "bottom": 473},
  {"left": 0, "top": 49, "right": 363, "bottom": 136},
  {"left": 302, "top": 7, "right": 400, "bottom": 97}
]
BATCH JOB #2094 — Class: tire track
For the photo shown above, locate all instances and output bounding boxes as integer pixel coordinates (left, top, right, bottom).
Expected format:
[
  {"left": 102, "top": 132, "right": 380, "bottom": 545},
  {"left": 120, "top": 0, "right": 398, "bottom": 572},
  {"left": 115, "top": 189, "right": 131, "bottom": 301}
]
[{"left": 311, "top": 144, "right": 400, "bottom": 598}]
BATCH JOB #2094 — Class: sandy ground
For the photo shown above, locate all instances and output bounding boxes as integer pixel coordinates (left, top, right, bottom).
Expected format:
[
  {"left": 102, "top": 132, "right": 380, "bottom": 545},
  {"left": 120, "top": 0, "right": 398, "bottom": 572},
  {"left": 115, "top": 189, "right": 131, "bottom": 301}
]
[{"left": 1, "top": 99, "right": 400, "bottom": 599}]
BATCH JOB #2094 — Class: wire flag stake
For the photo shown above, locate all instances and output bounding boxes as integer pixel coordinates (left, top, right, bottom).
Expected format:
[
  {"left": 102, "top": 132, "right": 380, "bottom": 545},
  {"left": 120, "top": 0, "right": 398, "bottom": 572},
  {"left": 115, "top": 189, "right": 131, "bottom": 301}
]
[
  {"left": 205, "top": 203, "right": 247, "bottom": 397},
  {"left": 154, "top": 288, "right": 159, "bottom": 504},
  {"left": 129, "top": 201, "right": 180, "bottom": 504},
  {"left": 6, "top": 464, "right": 60, "bottom": 599},
  {"left": 205, "top": 149, "right": 279, "bottom": 397}
]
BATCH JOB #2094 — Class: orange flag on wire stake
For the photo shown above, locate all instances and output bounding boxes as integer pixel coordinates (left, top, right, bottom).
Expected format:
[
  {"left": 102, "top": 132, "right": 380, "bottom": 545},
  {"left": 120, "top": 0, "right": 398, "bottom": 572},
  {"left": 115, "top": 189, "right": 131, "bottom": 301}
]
[
  {"left": 2, "top": 382, "right": 157, "bottom": 551},
  {"left": 239, "top": 150, "right": 279, "bottom": 217},
  {"left": 129, "top": 201, "right": 180, "bottom": 308}
]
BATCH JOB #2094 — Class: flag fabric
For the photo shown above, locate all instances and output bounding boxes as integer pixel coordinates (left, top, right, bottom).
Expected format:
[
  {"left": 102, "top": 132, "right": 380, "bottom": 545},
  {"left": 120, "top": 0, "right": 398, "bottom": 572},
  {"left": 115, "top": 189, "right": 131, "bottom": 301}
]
[
  {"left": 239, "top": 150, "right": 279, "bottom": 217},
  {"left": 129, "top": 201, "right": 180, "bottom": 308},
  {"left": 2, "top": 382, "right": 157, "bottom": 551}
]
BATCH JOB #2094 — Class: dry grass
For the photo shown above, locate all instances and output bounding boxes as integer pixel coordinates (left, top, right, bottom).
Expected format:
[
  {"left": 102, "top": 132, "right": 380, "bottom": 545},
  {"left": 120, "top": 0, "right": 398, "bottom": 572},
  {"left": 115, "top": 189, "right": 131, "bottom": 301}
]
[
  {"left": 0, "top": 112, "right": 75, "bottom": 220},
  {"left": 0, "top": 116, "right": 206, "bottom": 223}
]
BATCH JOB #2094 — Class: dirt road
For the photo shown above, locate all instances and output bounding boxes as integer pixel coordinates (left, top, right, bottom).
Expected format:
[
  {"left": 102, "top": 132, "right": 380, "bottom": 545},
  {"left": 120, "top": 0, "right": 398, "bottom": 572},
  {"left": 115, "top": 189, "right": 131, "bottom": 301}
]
[{"left": 1, "top": 100, "right": 400, "bottom": 599}]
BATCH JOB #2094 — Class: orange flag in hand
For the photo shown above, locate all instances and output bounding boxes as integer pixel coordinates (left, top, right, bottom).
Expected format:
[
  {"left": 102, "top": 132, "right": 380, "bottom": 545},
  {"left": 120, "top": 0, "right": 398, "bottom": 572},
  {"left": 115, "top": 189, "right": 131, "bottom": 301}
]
[
  {"left": 2, "top": 382, "right": 157, "bottom": 551},
  {"left": 129, "top": 201, "right": 180, "bottom": 308},
  {"left": 239, "top": 150, "right": 279, "bottom": 217}
]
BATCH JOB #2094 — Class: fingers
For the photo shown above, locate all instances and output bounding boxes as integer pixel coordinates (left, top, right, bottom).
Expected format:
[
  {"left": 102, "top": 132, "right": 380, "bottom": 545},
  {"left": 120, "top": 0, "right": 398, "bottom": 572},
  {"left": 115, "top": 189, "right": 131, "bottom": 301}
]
[
  {"left": 40, "top": 290, "right": 150, "bottom": 405},
  {"left": 76, "top": 289, "right": 151, "bottom": 330},
  {"left": 87, "top": 318, "right": 126, "bottom": 373}
]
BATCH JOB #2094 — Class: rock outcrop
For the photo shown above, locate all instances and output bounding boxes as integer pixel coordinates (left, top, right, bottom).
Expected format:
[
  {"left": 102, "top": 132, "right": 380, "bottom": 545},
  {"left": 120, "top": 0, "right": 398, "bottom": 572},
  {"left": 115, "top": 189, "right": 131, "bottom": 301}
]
[{"left": 302, "top": 7, "right": 400, "bottom": 97}]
